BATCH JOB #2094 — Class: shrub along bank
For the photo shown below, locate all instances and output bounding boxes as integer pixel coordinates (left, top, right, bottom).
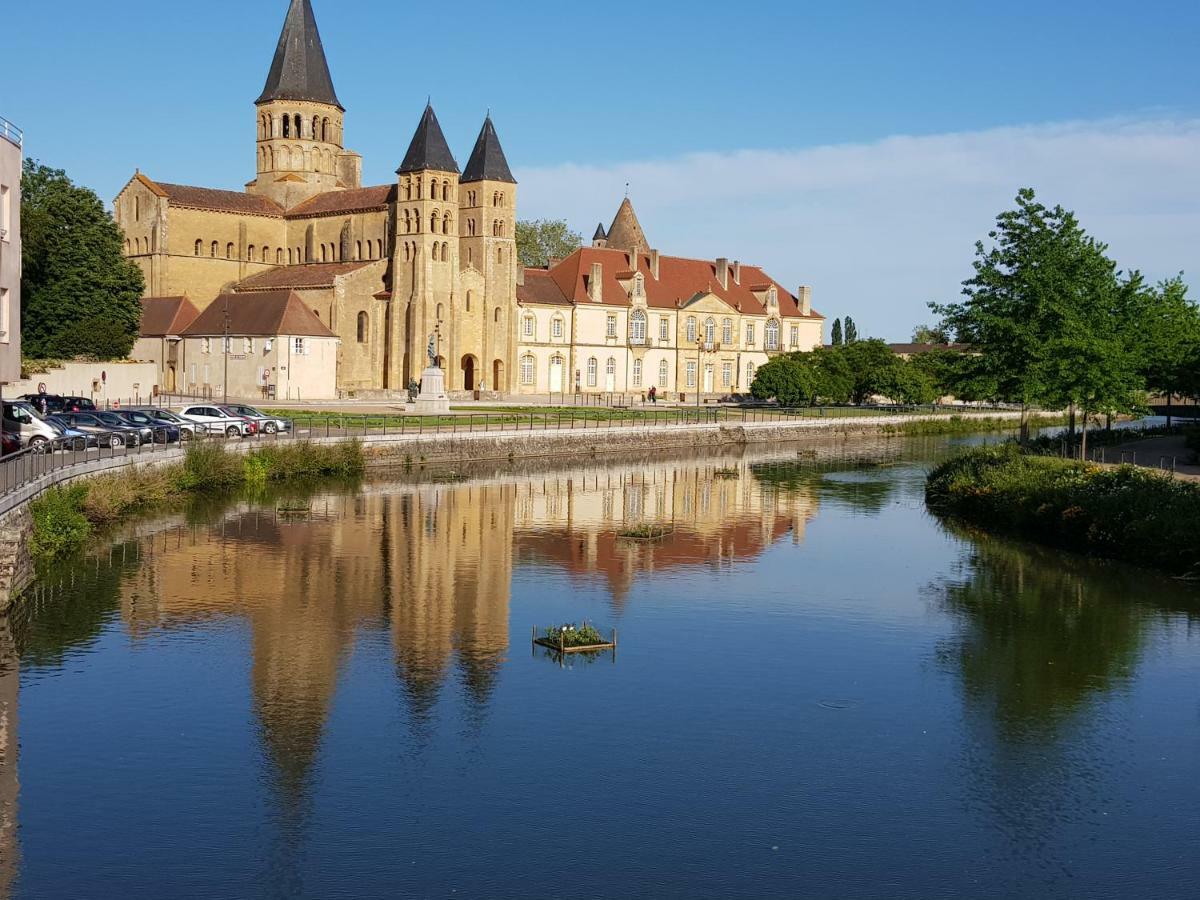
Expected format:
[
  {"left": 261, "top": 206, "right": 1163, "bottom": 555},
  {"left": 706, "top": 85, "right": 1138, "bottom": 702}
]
[
  {"left": 29, "top": 441, "right": 363, "bottom": 559},
  {"left": 925, "top": 445, "right": 1200, "bottom": 576}
]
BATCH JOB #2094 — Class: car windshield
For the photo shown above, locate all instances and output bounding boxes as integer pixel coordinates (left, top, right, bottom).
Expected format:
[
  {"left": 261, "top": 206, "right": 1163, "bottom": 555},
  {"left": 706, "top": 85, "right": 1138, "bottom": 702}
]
[
  {"left": 235, "top": 407, "right": 263, "bottom": 417},
  {"left": 96, "top": 413, "right": 126, "bottom": 427},
  {"left": 122, "top": 412, "right": 152, "bottom": 425},
  {"left": 152, "top": 411, "right": 182, "bottom": 423}
]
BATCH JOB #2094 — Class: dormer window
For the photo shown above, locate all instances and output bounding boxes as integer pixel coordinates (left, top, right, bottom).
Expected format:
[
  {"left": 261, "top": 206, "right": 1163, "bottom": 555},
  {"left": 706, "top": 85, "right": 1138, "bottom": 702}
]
[
  {"left": 632, "top": 273, "right": 645, "bottom": 299},
  {"left": 767, "top": 286, "right": 778, "bottom": 309}
]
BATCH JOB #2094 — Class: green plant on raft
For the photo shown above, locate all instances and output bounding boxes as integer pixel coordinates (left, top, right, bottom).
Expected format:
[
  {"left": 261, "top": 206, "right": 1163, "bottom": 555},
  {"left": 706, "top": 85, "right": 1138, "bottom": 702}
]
[
  {"left": 29, "top": 485, "right": 92, "bottom": 558},
  {"left": 540, "top": 622, "right": 609, "bottom": 648}
]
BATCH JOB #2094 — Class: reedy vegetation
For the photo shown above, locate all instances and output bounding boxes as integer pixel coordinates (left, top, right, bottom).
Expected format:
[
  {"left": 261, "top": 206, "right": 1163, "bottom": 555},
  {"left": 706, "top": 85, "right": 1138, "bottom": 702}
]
[
  {"left": 926, "top": 446, "right": 1200, "bottom": 576},
  {"left": 29, "top": 441, "right": 363, "bottom": 559}
]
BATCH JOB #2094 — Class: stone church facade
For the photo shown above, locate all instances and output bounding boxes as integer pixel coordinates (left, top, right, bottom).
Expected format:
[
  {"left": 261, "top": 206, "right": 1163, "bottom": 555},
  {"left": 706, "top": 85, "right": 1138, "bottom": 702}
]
[
  {"left": 114, "top": 0, "right": 516, "bottom": 397},
  {"left": 116, "top": 0, "right": 822, "bottom": 400}
]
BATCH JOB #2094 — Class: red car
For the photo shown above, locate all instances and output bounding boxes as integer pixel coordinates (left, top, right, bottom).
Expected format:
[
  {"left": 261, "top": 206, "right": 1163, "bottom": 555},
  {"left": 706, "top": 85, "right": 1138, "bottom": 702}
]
[{"left": 1, "top": 429, "right": 21, "bottom": 457}]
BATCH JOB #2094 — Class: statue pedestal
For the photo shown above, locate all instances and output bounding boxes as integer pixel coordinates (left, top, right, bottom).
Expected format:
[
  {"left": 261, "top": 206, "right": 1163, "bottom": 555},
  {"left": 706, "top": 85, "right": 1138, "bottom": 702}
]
[{"left": 407, "top": 365, "right": 451, "bottom": 415}]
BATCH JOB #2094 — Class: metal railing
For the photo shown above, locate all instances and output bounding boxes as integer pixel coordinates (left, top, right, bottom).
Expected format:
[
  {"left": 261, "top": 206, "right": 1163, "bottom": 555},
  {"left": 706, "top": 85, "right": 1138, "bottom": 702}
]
[{"left": 0, "top": 116, "right": 21, "bottom": 148}]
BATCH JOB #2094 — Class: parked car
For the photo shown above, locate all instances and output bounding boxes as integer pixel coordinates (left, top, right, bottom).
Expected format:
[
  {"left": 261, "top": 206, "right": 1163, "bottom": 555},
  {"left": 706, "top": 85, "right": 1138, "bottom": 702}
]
[
  {"left": 133, "top": 408, "right": 198, "bottom": 439},
  {"left": 180, "top": 405, "right": 257, "bottom": 437},
  {"left": 62, "top": 397, "right": 98, "bottom": 412},
  {"left": 57, "top": 412, "right": 140, "bottom": 448},
  {"left": 2, "top": 402, "right": 63, "bottom": 452},
  {"left": 42, "top": 416, "right": 95, "bottom": 452},
  {"left": 224, "top": 404, "right": 292, "bottom": 435},
  {"left": 19, "top": 394, "right": 66, "bottom": 415},
  {"left": 1, "top": 429, "right": 22, "bottom": 457},
  {"left": 112, "top": 410, "right": 180, "bottom": 444}
]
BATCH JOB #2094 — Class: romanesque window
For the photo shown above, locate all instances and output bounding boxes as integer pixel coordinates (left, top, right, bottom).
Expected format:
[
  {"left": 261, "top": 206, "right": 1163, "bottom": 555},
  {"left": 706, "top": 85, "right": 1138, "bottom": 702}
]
[
  {"left": 659, "top": 359, "right": 669, "bottom": 387},
  {"left": 520, "top": 355, "right": 535, "bottom": 386},
  {"left": 587, "top": 357, "right": 597, "bottom": 387},
  {"left": 630, "top": 310, "right": 646, "bottom": 344},
  {"left": 437, "top": 303, "right": 444, "bottom": 321},
  {"left": 443, "top": 213, "right": 451, "bottom": 234},
  {"left": 494, "top": 308, "right": 502, "bottom": 324},
  {"left": 277, "top": 248, "right": 284, "bottom": 264},
  {"left": 377, "top": 240, "right": 384, "bottom": 258},
  {"left": 134, "top": 197, "right": 140, "bottom": 222},
  {"left": 766, "top": 319, "right": 780, "bottom": 350},
  {"left": 210, "top": 241, "right": 218, "bottom": 258},
  {"left": 288, "top": 248, "right": 294, "bottom": 264},
  {"left": 357, "top": 312, "right": 368, "bottom": 343},
  {"left": 493, "top": 191, "right": 499, "bottom": 207},
  {"left": 432, "top": 244, "right": 439, "bottom": 261},
  {"left": 633, "top": 359, "right": 643, "bottom": 387},
  {"left": 355, "top": 241, "right": 362, "bottom": 261},
  {"left": 312, "top": 116, "right": 320, "bottom": 140},
  {"left": 430, "top": 211, "right": 439, "bottom": 233},
  {"left": 722, "top": 318, "right": 733, "bottom": 345},
  {"left": 430, "top": 179, "right": 437, "bottom": 199},
  {"left": 321, "top": 245, "right": 328, "bottom": 262},
  {"left": 497, "top": 247, "right": 503, "bottom": 265},
  {"left": 249, "top": 244, "right": 256, "bottom": 261},
  {"left": 322, "top": 118, "right": 329, "bottom": 141},
  {"left": 466, "top": 292, "right": 472, "bottom": 312},
  {"left": 442, "top": 181, "right": 450, "bottom": 202},
  {"left": 686, "top": 317, "right": 697, "bottom": 343},
  {"left": 404, "top": 210, "right": 412, "bottom": 234},
  {"left": 262, "top": 247, "right": 270, "bottom": 263},
  {"left": 403, "top": 243, "right": 410, "bottom": 262},
  {"left": 282, "top": 115, "right": 291, "bottom": 138},
  {"left": 294, "top": 114, "right": 302, "bottom": 137},
  {"left": 704, "top": 318, "right": 716, "bottom": 344},
  {"left": 227, "top": 243, "right": 235, "bottom": 259},
  {"left": 297, "top": 246, "right": 303, "bottom": 263}
]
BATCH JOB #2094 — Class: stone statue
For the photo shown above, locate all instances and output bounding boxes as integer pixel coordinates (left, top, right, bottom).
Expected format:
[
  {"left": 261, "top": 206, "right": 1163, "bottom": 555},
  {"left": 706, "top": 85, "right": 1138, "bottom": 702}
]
[{"left": 427, "top": 334, "right": 437, "bottom": 367}]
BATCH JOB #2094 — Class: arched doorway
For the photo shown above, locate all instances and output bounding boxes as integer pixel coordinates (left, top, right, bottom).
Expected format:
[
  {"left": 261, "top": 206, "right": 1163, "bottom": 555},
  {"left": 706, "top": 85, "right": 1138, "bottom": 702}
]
[
  {"left": 492, "top": 359, "right": 505, "bottom": 393},
  {"left": 166, "top": 365, "right": 177, "bottom": 392},
  {"left": 462, "top": 355, "right": 477, "bottom": 392}
]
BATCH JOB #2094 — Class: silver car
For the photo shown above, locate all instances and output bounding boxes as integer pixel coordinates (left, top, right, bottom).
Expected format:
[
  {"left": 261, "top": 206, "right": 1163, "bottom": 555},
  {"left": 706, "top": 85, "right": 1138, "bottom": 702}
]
[
  {"left": 179, "top": 405, "right": 256, "bottom": 438},
  {"left": 225, "top": 404, "right": 292, "bottom": 435}
]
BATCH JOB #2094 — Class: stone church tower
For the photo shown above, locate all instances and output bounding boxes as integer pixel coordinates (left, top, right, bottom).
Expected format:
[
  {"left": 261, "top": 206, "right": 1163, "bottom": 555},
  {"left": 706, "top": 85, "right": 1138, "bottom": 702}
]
[{"left": 248, "top": 0, "right": 362, "bottom": 210}]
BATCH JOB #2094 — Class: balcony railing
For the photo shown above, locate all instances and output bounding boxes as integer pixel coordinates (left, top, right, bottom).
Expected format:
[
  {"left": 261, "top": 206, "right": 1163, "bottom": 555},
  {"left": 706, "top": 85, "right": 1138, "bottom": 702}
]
[{"left": 0, "top": 117, "right": 21, "bottom": 148}]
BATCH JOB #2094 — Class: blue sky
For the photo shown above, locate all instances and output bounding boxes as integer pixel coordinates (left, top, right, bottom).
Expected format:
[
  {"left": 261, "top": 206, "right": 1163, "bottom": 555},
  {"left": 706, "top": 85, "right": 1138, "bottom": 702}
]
[{"left": 7, "top": 0, "right": 1200, "bottom": 339}]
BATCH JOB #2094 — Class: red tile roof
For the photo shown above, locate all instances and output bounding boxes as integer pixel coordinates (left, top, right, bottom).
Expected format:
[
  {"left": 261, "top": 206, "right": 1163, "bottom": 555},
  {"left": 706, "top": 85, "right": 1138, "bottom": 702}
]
[
  {"left": 523, "top": 248, "right": 822, "bottom": 319},
  {"left": 516, "top": 269, "right": 572, "bottom": 306},
  {"left": 181, "top": 291, "right": 336, "bottom": 338},
  {"left": 140, "top": 177, "right": 284, "bottom": 217},
  {"left": 139, "top": 296, "right": 200, "bottom": 337},
  {"left": 235, "top": 261, "right": 380, "bottom": 292},
  {"left": 285, "top": 184, "right": 396, "bottom": 217}
]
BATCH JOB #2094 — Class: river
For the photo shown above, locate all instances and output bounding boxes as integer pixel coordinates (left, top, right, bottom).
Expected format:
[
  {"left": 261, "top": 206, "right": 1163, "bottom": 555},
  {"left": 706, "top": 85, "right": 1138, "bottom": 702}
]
[{"left": 0, "top": 435, "right": 1197, "bottom": 898}]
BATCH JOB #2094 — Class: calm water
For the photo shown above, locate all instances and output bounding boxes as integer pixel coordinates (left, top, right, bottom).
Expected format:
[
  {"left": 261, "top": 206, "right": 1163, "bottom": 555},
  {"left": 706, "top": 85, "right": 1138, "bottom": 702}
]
[{"left": 1, "top": 438, "right": 1199, "bottom": 899}]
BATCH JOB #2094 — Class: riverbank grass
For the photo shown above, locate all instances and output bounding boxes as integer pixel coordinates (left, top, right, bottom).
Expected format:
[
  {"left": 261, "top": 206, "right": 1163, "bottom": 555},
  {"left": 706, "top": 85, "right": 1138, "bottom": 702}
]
[
  {"left": 926, "top": 445, "right": 1200, "bottom": 575},
  {"left": 29, "top": 441, "right": 364, "bottom": 560}
]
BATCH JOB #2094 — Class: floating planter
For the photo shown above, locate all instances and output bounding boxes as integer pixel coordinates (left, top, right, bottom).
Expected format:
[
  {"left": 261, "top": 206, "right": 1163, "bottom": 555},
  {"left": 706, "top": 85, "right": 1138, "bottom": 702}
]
[
  {"left": 712, "top": 468, "right": 740, "bottom": 479},
  {"left": 533, "top": 622, "right": 617, "bottom": 655},
  {"left": 617, "top": 524, "right": 675, "bottom": 542},
  {"left": 275, "top": 501, "right": 312, "bottom": 518}
]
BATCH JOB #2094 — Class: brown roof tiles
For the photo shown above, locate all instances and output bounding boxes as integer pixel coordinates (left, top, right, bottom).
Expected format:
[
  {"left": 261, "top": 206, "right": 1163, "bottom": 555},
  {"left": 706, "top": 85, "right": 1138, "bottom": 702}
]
[
  {"left": 143, "top": 178, "right": 284, "bottom": 217},
  {"left": 181, "top": 291, "right": 337, "bottom": 338},
  {"left": 234, "top": 261, "right": 380, "bottom": 292},
  {"left": 139, "top": 296, "right": 200, "bottom": 337},
  {"left": 285, "top": 184, "right": 396, "bottom": 217}
]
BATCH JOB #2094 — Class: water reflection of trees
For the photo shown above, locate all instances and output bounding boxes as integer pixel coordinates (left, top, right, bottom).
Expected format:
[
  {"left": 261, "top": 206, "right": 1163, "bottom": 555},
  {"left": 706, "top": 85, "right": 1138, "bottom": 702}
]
[{"left": 751, "top": 461, "right": 899, "bottom": 515}]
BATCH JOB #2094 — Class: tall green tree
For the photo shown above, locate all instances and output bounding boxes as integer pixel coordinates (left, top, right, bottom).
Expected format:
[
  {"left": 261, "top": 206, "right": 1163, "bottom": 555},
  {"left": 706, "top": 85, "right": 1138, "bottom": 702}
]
[
  {"left": 932, "top": 188, "right": 1145, "bottom": 447},
  {"left": 830, "top": 318, "right": 843, "bottom": 347},
  {"left": 1134, "top": 276, "right": 1200, "bottom": 423},
  {"left": 515, "top": 219, "right": 583, "bottom": 268},
  {"left": 21, "top": 160, "right": 144, "bottom": 359},
  {"left": 844, "top": 316, "right": 859, "bottom": 344},
  {"left": 912, "top": 323, "right": 949, "bottom": 344}
]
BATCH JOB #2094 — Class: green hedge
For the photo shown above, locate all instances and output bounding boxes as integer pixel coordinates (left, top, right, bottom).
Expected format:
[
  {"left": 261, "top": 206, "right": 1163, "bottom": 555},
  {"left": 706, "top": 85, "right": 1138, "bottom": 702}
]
[{"left": 926, "top": 446, "right": 1200, "bottom": 575}]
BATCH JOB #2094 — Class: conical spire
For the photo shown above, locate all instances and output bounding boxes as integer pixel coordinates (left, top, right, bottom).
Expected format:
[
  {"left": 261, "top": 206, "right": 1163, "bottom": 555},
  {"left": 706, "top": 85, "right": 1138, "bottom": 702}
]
[
  {"left": 257, "top": 0, "right": 343, "bottom": 110},
  {"left": 593, "top": 223, "right": 608, "bottom": 241},
  {"left": 396, "top": 104, "right": 460, "bottom": 175},
  {"left": 461, "top": 116, "right": 516, "bottom": 184},
  {"left": 606, "top": 198, "right": 649, "bottom": 254}
]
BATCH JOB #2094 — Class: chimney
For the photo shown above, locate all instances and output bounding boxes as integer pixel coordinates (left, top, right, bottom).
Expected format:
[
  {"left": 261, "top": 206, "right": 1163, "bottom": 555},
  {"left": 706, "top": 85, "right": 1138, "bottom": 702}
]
[
  {"left": 732, "top": 260, "right": 741, "bottom": 285},
  {"left": 649, "top": 249, "right": 660, "bottom": 280},
  {"left": 798, "top": 285, "right": 812, "bottom": 316},
  {"left": 716, "top": 257, "right": 729, "bottom": 290},
  {"left": 516, "top": 268, "right": 525, "bottom": 287},
  {"left": 628, "top": 250, "right": 638, "bottom": 271},
  {"left": 589, "top": 262, "right": 603, "bottom": 303}
]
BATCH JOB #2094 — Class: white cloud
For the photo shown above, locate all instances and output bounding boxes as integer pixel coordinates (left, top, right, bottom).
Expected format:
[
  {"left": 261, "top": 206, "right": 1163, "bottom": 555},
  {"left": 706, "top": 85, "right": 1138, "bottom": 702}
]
[{"left": 514, "top": 118, "right": 1200, "bottom": 341}]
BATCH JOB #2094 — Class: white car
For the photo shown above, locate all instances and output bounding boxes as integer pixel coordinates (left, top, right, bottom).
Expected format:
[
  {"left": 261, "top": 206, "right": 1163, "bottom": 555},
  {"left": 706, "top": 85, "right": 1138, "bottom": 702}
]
[{"left": 179, "top": 405, "right": 256, "bottom": 438}]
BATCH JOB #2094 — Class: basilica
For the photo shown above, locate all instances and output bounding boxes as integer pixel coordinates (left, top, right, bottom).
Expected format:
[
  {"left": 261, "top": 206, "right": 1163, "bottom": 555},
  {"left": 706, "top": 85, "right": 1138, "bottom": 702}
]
[{"left": 118, "top": 0, "right": 823, "bottom": 400}]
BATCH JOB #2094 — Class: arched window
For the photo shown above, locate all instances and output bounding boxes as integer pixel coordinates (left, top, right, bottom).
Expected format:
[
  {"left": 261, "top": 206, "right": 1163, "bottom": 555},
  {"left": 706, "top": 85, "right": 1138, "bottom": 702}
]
[
  {"left": 322, "top": 118, "right": 329, "bottom": 141},
  {"left": 195, "top": 239, "right": 203, "bottom": 256},
  {"left": 356, "top": 240, "right": 362, "bottom": 260},
  {"left": 294, "top": 114, "right": 302, "bottom": 137},
  {"left": 606, "top": 357, "right": 616, "bottom": 379},
  {"left": 248, "top": 244, "right": 256, "bottom": 261},
  {"left": 312, "top": 116, "right": 320, "bottom": 140},
  {"left": 520, "top": 354, "right": 536, "bottom": 386},
  {"left": 587, "top": 357, "right": 598, "bottom": 387},
  {"left": 630, "top": 310, "right": 647, "bottom": 344},
  {"left": 210, "top": 241, "right": 218, "bottom": 258},
  {"left": 494, "top": 307, "right": 502, "bottom": 324},
  {"left": 441, "top": 242, "right": 449, "bottom": 261},
  {"left": 442, "top": 180, "right": 450, "bottom": 201},
  {"left": 659, "top": 359, "right": 669, "bottom": 387},
  {"left": 404, "top": 210, "right": 412, "bottom": 234},
  {"left": 262, "top": 247, "right": 269, "bottom": 263},
  {"left": 522, "top": 314, "right": 535, "bottom": 339},
  {"left": 465, "top": 291, "right": 472, "bottom": 312},
  {"left": 276, "top": 248, "right": 284, "bottom": 264},
  {"left": 766, "top": 319, "right": 780, "bottom": 351},
  {"left": 321, "top": 245, "right": 328, "bottom": 262},
  {"left": 496, "top": 247, "right": 503, "bottom": 265},
  {"left": 436, "top": 303, "right": 444, "bottom": 321},
  {"left": 357, "top": 312, "right": 368, "bottom": 343},
  {"left": 288, "top": 248, "right": 294, "bottom": 264},
  {"left": 377, "top": 240, "right": 383, "bottom": 258},
  {"left": 722, "top": 318, "right": 733, "bottom": 344},
  {"left": 282, "top": 115, "right": 291, "bottom": 138},
  {"left": 430, "top": 211, "right": 439, "bottom": 233},
  {"left": 493, "top": 191, "right": 499, "bottom": 207},
  {"left": 226, "top": 242, "right": 234, "bottom": 259},
  {"left": 442, "top": 213, "right": 451, "bottom": 234},
  {"left": 296, "top": 246, "right": 302, "bottom": 263},
  {"left": 686, "top": 317, "right": 697, "bottom": 343},
  {"left": 704, "top": 317, "right": 716, "bottom": 344},
  {"left": 430, "top": 179, "right": 437, "bottom": 199},
  {"left": 403, "top": 243, "right": 410, "bottom": 262}
]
